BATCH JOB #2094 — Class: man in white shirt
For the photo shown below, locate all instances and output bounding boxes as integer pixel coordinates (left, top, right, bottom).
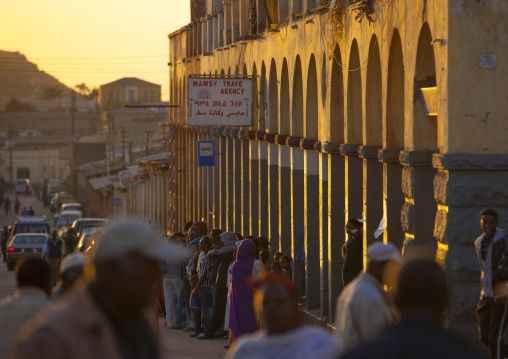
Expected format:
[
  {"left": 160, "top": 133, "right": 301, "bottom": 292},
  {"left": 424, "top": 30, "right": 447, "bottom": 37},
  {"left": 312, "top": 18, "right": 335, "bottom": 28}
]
[
  {"left": 0, "top": 258, "right": 52, "bottom": 359},
  {"left": 334, "top": 241, "right": 401, "bottom": 351}
]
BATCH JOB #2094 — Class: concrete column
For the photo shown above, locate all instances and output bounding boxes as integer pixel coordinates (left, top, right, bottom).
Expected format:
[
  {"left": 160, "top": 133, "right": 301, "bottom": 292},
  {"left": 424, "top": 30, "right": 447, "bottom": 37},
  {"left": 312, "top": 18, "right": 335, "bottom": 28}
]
[
  {"left": 378, "top": 149, "right": 405, "bottom": 248},
  {"left": 220, "top": 133, "right": 227, "bottom": 230},
  {"left": 207, "top": 16, "right": 213, "bottom": 53},
  {"left": 231, "top": 0, "right": 240, "bottom": 43},
  {"left": 278, "top": 0, "right": 289, "bottom": 23},
  {"left": 400, "top": 151, "right": 437, "bottom": 250},
  {"left": 223, "top": 0, "right": 232, "bottom": 46},
  {"left": 213, "top": 13, "right": 219, "bottom": 49},
  {"left": 268, "top": 142, "right": 280, "bottom": 258},
  {"left": 217, "top": 11, "right": 223, "bottom": 47},
  {"left": 359, "top": 146, "right": 383, "bottom": 249},
  {"left": 226, "top": 131, "right": 234, "bottom": 230},
  {"left": 278, "top": 144, "right": 292, "bottom": 255},
  {"left": 233, "top": 133, "right": 242, "bottom": 232},
  {"left": 340, "top": 144, "right": 364, "bottom": 263},
  {"left": 239, "top": 0, "right": 249, "bottom": 37},
  {"left": 324, "top": 143, "right": 345, "bottom": 319},
  {"left": 258, "top": 140, "right": 269, "bottom": 236},
  {"left": 319, "top": 152, "right": 329, "bottom": 317},
  {"left": 291, "top": 146, "right": 305, "bottom": 297},
  {"left": 201, "top": 17, "right": 208, "bottom": 53},
  {"left": 213, "top": 131, "right": 221, "bottom": 229},
  {"left": 249, "top": 140, "right": 259, "bottom": 236},
  {"left": 240, "top": 132, "right": 250, "bottom": 236},
  {"left": 304, "top": 150, "right": 320, "bottom": 309}
]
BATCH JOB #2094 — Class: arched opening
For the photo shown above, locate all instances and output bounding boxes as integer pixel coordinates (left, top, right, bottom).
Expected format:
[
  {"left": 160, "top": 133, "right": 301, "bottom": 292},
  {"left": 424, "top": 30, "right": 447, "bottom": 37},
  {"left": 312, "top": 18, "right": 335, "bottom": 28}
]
[
  {"left": 221, "top": 69, "right": 225, "bottom": 75},
  {"left": 252, "top": 63, "right": 259, "bottom": 129},
  {"left": 365, "top": 36, "right": 382, "bottom": 146},
  {"left": 235, "top": 65, "right": 239, "bottom": 75},
  {"left": 321, "top": 53, "right": 327, "bottom": 106},
  {"left": 259, "top": 62, "right": 266, "bottom": 131},
  {"left": 346, "top": 40, "right": 362, "bottom": 143},
  {"left": 330, "top": 45, "right": 344, "bottom": 143},
  {"left": 280, "top": 58, "right": 290, "bottom": 135},
  {"left": 243, "top": 64, "right": 248, "bottom": 76},
  {"left": 269, "top": 59, "right": 278, "bottom": 133},
  {"left": 386, "top": 30, "right": 405, "bottom": 149},
  {"left": 413, "top": 23, "right": 437, "bottom": 151},
  {"left": 306, "top": 54, "right": 318, "bottom": 139},
  {"left": 292, "top": 56, "right": 304, "bottom": 137}
]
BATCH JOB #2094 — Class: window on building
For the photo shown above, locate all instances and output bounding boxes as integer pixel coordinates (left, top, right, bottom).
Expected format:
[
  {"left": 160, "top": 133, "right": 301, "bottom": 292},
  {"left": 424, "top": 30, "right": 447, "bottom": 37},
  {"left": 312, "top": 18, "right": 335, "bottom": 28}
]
[
  {"left": 143, "top": 89, "right": 155, "bottom": 101},
  {"left": 108, "top": 90, "right": 120, "bottom": 101},
  {"left": 128, "top": 90, "right": 136, "bottom": 103}
]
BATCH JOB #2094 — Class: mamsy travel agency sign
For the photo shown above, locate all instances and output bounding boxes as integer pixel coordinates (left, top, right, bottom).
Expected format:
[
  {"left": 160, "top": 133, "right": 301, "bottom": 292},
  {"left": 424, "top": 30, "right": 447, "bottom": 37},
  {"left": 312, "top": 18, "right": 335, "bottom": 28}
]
[
  {"left": 188, "top": 77, "right": 252, "bottom": 126},
  {"left": 118, "top": 167, "right": 151, "bottom": 188}
]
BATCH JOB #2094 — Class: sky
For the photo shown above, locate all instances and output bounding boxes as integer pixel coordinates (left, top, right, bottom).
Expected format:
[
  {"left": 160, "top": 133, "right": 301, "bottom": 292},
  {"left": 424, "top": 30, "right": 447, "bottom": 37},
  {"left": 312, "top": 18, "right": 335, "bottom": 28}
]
[{"left": 0, "top": 0, "right": 191, "bottom": 101}]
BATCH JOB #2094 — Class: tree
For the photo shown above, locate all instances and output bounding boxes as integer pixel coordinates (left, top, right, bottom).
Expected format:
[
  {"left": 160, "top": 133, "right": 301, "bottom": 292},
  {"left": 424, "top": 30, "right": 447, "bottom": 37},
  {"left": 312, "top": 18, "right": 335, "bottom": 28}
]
[
  {"left": 75, "top": 83, "right": 99, "bottom": 100},
  {"left": 5, "top": 99, "right": 35, "bottom": 112},
  {"left": 40, "top": 85, "right": 64, "bottom": 100}
]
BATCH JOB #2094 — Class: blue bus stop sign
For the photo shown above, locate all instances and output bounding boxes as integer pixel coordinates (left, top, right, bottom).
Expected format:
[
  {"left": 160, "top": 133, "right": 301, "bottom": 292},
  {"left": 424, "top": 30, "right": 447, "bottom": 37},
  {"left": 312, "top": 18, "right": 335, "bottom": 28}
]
[
  {"left": 198, "top": 141, "right": 215, "bottom": 167},
  {"left": 112, "top": 198, "right": 121, "bottom": 206}
]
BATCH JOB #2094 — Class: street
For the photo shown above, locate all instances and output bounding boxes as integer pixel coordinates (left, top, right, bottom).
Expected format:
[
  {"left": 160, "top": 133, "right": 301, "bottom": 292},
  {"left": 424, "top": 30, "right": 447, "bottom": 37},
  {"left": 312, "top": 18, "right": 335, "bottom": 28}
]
[{"left": 0, "top": 194, "right": 227, "bottom": 358}]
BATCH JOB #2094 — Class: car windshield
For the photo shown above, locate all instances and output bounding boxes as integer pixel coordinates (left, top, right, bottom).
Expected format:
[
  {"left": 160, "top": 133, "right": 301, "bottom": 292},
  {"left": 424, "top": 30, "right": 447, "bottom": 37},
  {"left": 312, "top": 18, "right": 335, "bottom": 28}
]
[
  {"left": 12, "top": 235, "right": 47, "bottom": 244},
  {"left": 13, "top": 223, "right": 50, "bottom": 235},
  {"left": 63, "top": 205, "right": 81, "bottom": 211},
  {"left": 59, "top": 214, "right": 80, "bottom": 223}
]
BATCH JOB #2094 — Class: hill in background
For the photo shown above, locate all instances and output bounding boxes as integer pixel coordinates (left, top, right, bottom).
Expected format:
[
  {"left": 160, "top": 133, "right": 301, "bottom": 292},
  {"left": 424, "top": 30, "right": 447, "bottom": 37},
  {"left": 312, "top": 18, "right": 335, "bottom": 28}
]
[{"left": 0, "top": 50, "right": 73, "bottom": 108}]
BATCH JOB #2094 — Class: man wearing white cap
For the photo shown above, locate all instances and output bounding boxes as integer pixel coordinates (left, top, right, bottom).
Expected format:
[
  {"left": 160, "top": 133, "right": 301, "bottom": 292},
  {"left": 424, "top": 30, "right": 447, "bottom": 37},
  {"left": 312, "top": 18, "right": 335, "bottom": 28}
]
[
  {"left": 11, "top": 222, "right": 190, "bottom": 359},
  {"left": 334, "top": 241, "right": 402, "bottom": 351}
]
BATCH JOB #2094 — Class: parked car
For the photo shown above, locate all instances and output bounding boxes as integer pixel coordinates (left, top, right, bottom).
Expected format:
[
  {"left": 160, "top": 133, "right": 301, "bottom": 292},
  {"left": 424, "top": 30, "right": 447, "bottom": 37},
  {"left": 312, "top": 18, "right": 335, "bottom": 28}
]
[
  {"left": 50, "top": 192, "right": 75, "bottom": 213},
  {"left": 77, "top": 223, "right": 108, "bottom": 239},
  {"left": 55, "top": 210, "right": 83, "bottom": 229},
  {"left": 71, "top": 218, "right": 110, "bottom": 237},
  {"left": 9, "top": 216, "right": 50, "bottom": 242},
  {"left": 6, "top": 233, "right": 47, "bottom": 270},
  {"left": 15, "top": 178, "right": 31, "bottom": 195},
  {"left": 54, "top": 203, "right": 82, "bottom": 221}
]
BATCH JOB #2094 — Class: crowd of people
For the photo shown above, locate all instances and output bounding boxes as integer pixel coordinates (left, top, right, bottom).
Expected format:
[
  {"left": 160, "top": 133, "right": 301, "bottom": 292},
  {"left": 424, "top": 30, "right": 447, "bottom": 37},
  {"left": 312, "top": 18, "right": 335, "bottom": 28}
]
[{"left": 0, "top": 207, "right": 505, "bottom": 359}]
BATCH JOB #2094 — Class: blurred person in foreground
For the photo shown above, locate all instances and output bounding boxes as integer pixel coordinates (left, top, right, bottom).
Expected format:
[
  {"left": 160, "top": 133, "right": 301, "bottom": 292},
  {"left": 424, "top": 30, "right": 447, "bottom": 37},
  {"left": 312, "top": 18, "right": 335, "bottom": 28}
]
[
  {"left": 230, "top": 275, "right": 341, "bottom": 359},
  {"left": 11, "top": 221, "right": 189, "bottom": 359},
  {"left": 340, "top": 259, "right": 481, "bottom": 359},
  {"left": 0, "top": 258, "right": 52, "bottom": 359},
  {"left": 334, "top": 241, "right": 401, "bottom": 351},
  {"left": 52, "top": 253, "right": 90, "bottom": 300}
]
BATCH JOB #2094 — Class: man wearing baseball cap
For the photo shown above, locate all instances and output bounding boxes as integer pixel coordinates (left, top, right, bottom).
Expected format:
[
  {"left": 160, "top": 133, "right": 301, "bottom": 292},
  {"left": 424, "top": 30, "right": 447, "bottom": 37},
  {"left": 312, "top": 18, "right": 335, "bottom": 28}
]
[
  {"left": 11, "top": 222, "right": 190, "bottom": 359},
  {"left": 334, "top": 241, "right": 402, "bottom": 351}
]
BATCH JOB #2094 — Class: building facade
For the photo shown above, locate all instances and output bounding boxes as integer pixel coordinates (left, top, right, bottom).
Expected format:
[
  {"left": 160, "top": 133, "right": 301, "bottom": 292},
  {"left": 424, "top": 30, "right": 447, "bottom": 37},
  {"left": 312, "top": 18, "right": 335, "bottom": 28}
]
[
  {"left": 125, "top": 0, "right": 508, "bottom": 348},
  {"left": 99, "top": 77, "right": 162, "bottom": 111}
]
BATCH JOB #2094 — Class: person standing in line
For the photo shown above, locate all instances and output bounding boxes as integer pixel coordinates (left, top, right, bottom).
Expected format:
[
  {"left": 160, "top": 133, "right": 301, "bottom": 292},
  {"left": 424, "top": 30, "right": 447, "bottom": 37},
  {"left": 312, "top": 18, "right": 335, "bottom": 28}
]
[
  {"left": 228, "top": 239, "right": 257, "bottom": 344},
  {"left": 340, "top": 260, "right": 481, "bottom": 359},
  {"left": 475, "top": 208, "right": 508, "bottom": 359},
  {"left": 163, "top": 236, "right": 184, "bottom": 329},
  {"left": 42, "top": 230, "right": 63, "bottom": 287},
  {"left": 341, "top": 219, "right": 363, "bottom": 287},
  {"left": 1, "top": 226, "right": 8, "bottom": 263},
  {"left": 334, "top": 241, "right": 401, "bottom": 351},
  {"left": 0, "top": 258, "right": 52, "bottom": 359},
  {"left": 191, "top": 236, "right": 213, "bottom": 333}
]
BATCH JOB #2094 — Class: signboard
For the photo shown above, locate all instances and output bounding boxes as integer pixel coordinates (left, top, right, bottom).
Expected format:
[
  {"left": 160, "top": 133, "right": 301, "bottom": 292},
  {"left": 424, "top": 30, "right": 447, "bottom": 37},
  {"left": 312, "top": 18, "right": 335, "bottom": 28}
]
[
  {"left": 91, "top": 203, "right": 100, "bottom": 213},
  {"left": 198, "top": 141, "right": 215, "bottom": 167},
  {"left": 112, "top": 198, "right": 121, "bottom": 206},
  {"left": 118, "top": 167, "right": 151, "bottom": 188},
  {"left": 188, "top": 77, "right": 252, "bottom": 126},
  {"left": 419, "top": 87, "right": 438, "bottom": 116}
]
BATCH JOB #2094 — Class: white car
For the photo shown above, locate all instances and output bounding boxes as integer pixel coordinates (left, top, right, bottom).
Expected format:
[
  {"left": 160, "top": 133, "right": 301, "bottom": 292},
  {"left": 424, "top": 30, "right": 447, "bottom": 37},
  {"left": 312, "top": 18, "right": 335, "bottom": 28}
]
[
  {"left": 15, "top": 179, "right": 31, "bottom": 195},
  {"left": 54, "top": 203, "right": 82, "bottom": 220},
  {"left": 55, "top": 210, "right": 83, "bottom": 229}
]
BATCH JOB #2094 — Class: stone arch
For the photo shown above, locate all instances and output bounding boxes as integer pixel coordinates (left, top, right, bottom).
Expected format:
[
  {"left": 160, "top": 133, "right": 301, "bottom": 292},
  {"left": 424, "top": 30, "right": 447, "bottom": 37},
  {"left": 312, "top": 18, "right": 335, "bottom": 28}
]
[
  {"left": 259, "top": 62, "right": 267, "bottom": 131},
  {"left": 221, "top": 69, "right": 225, "bottom": 75},
  {"left": 386, "top": 29, "right": 405, "bottom": 149},
  {"left": 280, "top": 58, "right": 290, "bottom": 135},
  {"left": 346, "top": 39, "right": 362, "bottom": 143},
  {"left": 235, "top": 65, "right": 239, "bottom": 75},
  {"left": 305, "top": 54, "right": 318, "bottom": 140},
  {"left": 243, "top": 64, "right": 248, "bottom": 76},
  {"left": 292, "top": 55, "right": 304, "bottom": 137},
  {"left": 413, "top": 23, "right": 437, "bottom": 151},
  {"left": 365, "top": 35, "right": 382, "bottom": 146},
  {"left": 330, "top": 45, "right": 344, "bottom": 143},
  {"left": 269, "top": 58, "right": 278, "bottom": 133},
  {"left": 252, "top": 63, "right": 259, "bottom": 129}
]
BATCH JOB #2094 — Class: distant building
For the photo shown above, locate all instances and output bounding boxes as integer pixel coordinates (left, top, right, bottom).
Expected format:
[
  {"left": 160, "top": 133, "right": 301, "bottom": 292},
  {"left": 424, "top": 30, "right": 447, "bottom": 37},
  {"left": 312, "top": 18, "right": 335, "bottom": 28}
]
[{"left": 99, "top": 77, "right": 161, "bottom": 111}]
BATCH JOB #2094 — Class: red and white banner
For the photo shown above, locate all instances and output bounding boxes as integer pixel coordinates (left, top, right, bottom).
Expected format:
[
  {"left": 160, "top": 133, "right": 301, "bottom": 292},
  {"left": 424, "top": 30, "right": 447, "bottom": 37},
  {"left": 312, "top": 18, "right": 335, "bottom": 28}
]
[{"left": 118, "top": 167, "right": 151, "bottom": 188}]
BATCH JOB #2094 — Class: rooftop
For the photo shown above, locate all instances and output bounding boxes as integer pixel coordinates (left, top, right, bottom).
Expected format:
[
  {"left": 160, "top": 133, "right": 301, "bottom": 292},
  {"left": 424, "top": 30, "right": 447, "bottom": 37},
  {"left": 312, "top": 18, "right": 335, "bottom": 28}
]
[{"left": 101, "top": 77, "right": 160, "bottom": 88}]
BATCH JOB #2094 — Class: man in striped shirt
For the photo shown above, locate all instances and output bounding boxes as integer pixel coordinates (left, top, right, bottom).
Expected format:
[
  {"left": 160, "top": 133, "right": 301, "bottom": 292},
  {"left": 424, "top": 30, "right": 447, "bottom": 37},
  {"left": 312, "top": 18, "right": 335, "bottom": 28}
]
[{"left": 191, "top": 236, "right": 213, "bottom": 333}]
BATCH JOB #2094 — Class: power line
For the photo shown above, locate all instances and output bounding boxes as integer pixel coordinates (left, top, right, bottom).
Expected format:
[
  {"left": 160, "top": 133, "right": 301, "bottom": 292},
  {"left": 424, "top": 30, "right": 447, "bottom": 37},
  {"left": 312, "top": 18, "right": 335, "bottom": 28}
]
[
  {"left": 0, "top": 61, "right": 166, "bottom": 65},
  {"left": 0, "top": 55, "right": 168, "bottom": 60}
]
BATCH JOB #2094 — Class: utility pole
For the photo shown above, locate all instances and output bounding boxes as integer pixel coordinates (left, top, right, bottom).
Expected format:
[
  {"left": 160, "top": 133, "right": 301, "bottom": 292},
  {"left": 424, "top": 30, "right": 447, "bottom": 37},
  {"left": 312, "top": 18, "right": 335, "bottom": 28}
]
[
  {"left": 162, "top": 124, "right": 167, "bottom": 152},
  {"left": 8, "top": 121, "right": 13, "bottom": 186},
  {"left": 71, "top": 90, "right": 76, "bottom": 137},
  {"left": 122, "top": 128, "right": 126, "bottom": 166},
  {"left": 145, "top": 131, "right": 151, "bottom": 157}
]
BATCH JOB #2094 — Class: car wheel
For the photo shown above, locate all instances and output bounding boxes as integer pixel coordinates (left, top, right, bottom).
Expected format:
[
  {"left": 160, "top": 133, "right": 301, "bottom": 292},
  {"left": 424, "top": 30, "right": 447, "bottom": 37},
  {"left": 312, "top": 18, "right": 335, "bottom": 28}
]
[{"left": 7, "top": 262, "right": 14, "bottom": 271}]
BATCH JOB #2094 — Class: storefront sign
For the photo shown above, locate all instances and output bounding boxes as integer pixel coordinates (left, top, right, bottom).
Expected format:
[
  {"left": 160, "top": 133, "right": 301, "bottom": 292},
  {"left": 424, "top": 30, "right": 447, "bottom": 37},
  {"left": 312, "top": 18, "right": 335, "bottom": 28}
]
[
  {"left": 118, "top": 167, "right": 151, "bottom": 188},
  {"left": 188, "top": 77, "right": 252, "bottom": 126}
]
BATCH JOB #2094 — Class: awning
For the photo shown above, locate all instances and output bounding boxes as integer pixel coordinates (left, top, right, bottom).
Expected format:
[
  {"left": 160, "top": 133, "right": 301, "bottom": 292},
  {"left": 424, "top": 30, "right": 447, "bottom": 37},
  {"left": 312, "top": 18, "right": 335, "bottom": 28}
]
[{"left": 88, "top": 175, "right": 121, "bottom": 191}]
